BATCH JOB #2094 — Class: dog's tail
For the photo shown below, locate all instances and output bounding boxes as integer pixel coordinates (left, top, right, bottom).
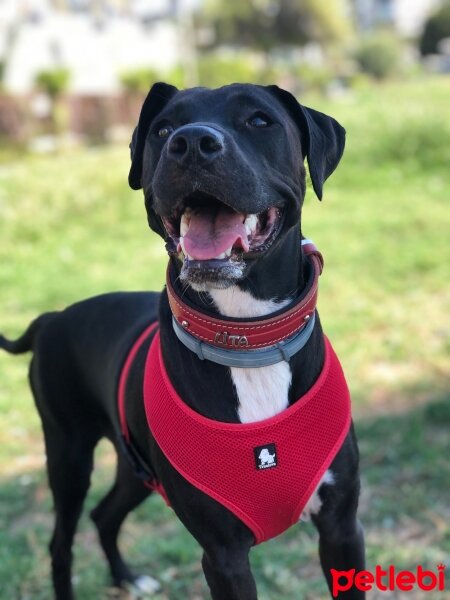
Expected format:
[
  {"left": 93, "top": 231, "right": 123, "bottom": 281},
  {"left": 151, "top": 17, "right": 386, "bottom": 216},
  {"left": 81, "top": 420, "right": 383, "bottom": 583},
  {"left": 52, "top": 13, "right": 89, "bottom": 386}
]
[{"left": 0, "top": 312, "right": 58, "bottom": 355}]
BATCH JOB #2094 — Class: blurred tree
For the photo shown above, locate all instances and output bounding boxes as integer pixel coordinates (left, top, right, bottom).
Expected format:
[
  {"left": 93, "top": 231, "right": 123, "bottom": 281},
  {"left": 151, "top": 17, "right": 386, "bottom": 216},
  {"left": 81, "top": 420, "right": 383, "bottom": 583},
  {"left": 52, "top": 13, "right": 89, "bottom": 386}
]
[
  {"left": 203, "top": 0, "right": 351, "bottom": 51},
  {"left": 119, "top": 67, "right": 161, "bottom": 96},
  {"left": 197, "top": 55, "right": 259, "bottom": 87},
  {"left": 420, "top": 2, "right": 450, "bottom": 56},
  {"left": 120, "top": 67, "right": 162, "bottom": 123},
  {"left": 35, "top": 68, "right": 70, "bottom": 100},
  {"left": 353, "top": 32, "right": 402, "bottom": 80},
  {"left": 35, "top": 68, "right": 71, "bottom": 137}
]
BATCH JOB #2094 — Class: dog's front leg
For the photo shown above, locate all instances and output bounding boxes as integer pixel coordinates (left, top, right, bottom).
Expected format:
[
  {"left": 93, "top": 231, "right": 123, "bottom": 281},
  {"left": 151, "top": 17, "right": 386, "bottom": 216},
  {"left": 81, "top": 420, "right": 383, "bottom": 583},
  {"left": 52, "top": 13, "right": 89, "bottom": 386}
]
[
  {"left": 201, "top": 546, "right": 257, "bottom": 600},
  {"left": 313, "top": 482, "right": 366, "bottom": 599}
]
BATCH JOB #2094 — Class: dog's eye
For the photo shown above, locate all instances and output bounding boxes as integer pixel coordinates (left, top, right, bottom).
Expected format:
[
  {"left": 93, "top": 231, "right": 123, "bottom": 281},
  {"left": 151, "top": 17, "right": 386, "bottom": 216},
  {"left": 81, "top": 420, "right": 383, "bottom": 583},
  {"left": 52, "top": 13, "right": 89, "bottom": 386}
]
[
  {"left": 247, "top": 113, "right": 272, "bottom": 128},
  {"left": 156, "top": 124, "right": 174, "bottom": 138}
]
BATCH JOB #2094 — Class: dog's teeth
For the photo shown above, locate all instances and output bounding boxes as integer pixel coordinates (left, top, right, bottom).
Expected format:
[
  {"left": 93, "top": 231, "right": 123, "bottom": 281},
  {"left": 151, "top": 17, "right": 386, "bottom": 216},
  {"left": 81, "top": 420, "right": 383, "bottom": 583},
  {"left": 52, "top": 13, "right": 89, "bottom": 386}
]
[
  {"left": 215, "top": 252, "right": 226, "bottom": 259},
  {"left": 224, "top": 246, "right": 232, "bottom": 257},
  {"left": 244, "top": 214, "right": 258, "bottom": 234},
  {"left": 180, "top": 213, "right": 190, "bottom": 237}
]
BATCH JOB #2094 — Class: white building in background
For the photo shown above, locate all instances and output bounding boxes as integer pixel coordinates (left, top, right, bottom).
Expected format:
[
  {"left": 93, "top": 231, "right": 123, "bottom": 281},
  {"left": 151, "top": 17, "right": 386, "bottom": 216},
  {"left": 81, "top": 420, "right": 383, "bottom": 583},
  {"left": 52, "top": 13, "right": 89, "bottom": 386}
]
[
  {"left": 354, "top": 0, "right": 441, "bottom": 36},
  {"left": 394, "top": 0, "right": 441, "bottom": 37},
  {"left": 0, "top": 0, "right": 198, "bottom": 94}
]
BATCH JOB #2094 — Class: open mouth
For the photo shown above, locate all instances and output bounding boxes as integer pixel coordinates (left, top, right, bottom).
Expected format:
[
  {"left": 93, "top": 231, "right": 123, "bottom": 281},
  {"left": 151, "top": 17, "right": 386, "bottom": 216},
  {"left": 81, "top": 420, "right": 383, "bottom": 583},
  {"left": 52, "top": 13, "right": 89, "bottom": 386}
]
[{"left": 161, "top": 192, "right": 283, "bottom": 263}]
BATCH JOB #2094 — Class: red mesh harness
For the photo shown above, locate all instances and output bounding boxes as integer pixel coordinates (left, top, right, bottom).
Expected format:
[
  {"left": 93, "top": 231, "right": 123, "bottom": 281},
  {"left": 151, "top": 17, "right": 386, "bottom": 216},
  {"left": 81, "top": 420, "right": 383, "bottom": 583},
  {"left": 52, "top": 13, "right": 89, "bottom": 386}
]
[{"left": 118, "top": 325, "right": 351, "bottom": 544}]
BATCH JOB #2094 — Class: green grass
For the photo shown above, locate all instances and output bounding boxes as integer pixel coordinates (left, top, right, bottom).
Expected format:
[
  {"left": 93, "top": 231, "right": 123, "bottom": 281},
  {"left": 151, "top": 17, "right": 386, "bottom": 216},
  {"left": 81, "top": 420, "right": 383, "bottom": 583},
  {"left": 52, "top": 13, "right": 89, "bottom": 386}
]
[{"left": 0, "top": 76, "right": 449, "bottom": 598}]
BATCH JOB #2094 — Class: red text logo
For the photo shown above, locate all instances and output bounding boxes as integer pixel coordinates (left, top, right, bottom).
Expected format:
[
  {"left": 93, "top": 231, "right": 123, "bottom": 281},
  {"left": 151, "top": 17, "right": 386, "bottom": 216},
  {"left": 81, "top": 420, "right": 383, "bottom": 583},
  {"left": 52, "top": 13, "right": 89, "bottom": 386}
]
[{"left": 331, "top": 564, "right": 446, "bottom": 597}]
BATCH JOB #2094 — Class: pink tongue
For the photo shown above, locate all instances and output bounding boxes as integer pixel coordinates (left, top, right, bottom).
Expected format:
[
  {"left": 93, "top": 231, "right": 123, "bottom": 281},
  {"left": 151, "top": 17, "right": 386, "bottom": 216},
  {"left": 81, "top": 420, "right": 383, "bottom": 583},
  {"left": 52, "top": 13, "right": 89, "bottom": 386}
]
[{"left": 183, "top": 205, "right": 249, "bottom": 260}]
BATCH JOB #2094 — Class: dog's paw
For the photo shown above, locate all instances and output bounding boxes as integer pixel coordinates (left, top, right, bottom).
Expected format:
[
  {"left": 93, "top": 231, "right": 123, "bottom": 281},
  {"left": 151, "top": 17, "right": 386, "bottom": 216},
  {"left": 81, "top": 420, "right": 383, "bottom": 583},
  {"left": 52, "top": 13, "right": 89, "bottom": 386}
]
[{"left": 124, "top": 575, "right": 161, "bottom": 597}]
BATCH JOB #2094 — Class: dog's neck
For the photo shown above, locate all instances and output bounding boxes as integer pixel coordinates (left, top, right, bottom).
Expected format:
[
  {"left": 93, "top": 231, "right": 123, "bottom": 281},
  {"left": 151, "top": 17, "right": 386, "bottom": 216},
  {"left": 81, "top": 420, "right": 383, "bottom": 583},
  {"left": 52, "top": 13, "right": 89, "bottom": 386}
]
[
  {"left": 168, "top": 228, "right": 303, "bottom": 422},
  {"left": 209, "top": 287, "right": 291, "bottom": 319},
  {"left": 159, "top": 226, "right": 324, "bottom": 424}
]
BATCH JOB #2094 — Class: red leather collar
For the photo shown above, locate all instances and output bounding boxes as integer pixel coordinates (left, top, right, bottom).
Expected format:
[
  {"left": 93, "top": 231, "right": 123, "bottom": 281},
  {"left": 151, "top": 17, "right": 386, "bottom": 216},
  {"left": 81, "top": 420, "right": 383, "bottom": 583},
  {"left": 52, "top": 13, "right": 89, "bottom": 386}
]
[{"left": 166, "top": 241, "right": 323, "bottom": 351}]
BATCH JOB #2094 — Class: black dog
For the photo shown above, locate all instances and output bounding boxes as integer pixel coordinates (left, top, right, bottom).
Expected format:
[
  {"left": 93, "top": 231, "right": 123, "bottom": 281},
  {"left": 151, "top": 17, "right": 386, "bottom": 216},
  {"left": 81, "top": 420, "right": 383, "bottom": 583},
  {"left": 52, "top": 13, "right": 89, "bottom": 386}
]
[{"left": 1, "top": 82, "right": 365, "bottom": 599}]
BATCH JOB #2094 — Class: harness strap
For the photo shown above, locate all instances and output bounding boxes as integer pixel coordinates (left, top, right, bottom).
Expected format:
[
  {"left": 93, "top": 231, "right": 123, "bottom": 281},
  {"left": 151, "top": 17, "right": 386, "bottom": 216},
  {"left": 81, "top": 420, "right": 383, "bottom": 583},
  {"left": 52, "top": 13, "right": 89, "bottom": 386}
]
[
  {"left": 117, "top": 321, "right": 159, "bottom": 483},
  {"left": 118, "top": 321, "right": 159, "bottom": 442},
  {"left": 144, "top": 332, "right": 351, "bottom": 544}
]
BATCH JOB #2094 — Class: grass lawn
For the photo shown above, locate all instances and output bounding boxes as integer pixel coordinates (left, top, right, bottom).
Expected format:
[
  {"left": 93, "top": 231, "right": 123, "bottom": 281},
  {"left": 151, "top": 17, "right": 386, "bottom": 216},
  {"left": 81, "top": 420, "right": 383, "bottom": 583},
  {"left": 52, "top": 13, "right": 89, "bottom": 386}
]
[{"left": 0, "top": 76, "right": 449, "bottom": 598}]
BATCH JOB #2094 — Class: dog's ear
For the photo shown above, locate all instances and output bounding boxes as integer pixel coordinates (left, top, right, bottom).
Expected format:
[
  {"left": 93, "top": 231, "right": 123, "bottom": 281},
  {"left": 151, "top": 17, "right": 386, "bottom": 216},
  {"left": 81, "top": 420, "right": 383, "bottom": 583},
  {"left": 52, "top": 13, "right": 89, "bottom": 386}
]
[
  {"left": 267, "top": 85, "right": 345, "bottom": 200},
  {"left": 129, "top": 82, "right": 178, "bottom": 190}
]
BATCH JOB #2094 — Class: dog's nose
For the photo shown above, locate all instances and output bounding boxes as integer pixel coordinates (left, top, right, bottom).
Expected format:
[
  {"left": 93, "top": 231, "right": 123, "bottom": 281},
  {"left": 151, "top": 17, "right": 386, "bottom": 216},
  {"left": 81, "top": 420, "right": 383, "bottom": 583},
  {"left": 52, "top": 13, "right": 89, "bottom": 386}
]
[{"left": 167, "top": 125, "right": 224, "bottom": 165}]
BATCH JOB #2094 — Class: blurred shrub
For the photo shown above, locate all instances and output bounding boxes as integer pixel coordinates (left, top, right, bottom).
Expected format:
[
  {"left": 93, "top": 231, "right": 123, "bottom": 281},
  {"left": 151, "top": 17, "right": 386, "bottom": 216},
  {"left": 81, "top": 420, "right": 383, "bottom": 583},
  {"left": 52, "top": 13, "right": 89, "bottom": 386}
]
[
  {"left": 353, "top": 32, "right": 403, "bottom": 80},
  {"left": 165, "top": 65, "right": 186, "bottom": 89},
  {"left": 204, "top": 0, "right": 351, "bottom": 51},
  {"left": 120, "top": 67, "right": 161, "bottom": 95},
  {"left": 35, "top": 68, "right": 71, "bottom": 137},
  {"left": 420, "top": 2, "right": 450, "bottom": 55},
  {"left": 35, "top": 68, "right": 70, "bottom": 99},
  {"left": 346, "top": 72, "right": 373, "bottom": 91},
  {"left": 372, "top": 117, "right": 450, "bottom": 168},
  {"left": 168, "top": 55, "right": 274, "bottom": 88},
  {"left": 290, "top": 63, "right": 334, "bottom": 93},
  {"left": 196, "top": 55, "right": 259, "bottom": 87},
  {"left": 167, "top": 55, "right": 335, "bottom": 92},
  {"left": 344, "top": 106, "right": 450, "bottom": 171}
]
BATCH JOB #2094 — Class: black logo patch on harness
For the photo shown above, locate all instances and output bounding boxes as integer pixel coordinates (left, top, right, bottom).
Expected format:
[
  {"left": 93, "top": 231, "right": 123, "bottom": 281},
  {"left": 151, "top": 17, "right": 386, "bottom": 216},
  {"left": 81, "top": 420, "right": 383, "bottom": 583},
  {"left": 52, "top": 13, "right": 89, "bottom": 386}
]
[{"left": 254, "top": 443, "right": 278, "bottom": 470}]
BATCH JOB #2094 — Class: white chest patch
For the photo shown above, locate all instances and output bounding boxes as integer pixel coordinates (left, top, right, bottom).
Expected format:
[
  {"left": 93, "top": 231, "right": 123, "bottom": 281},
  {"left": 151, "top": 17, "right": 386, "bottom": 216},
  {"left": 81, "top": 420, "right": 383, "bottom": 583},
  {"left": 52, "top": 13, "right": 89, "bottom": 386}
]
[
  {"left": 209, "top": 286, "right": 292, "bottom": 423},
  {"left": 209, "top": 285, "right": 334, "bottom": 516}
]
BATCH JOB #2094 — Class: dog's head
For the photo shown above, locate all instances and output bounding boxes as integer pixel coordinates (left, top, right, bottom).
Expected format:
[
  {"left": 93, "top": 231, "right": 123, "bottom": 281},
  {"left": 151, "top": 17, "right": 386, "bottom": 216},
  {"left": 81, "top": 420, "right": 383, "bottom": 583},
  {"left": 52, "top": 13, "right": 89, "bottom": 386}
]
[{"left": 129, "top": 82, "right": 345, "bottom": 290}]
